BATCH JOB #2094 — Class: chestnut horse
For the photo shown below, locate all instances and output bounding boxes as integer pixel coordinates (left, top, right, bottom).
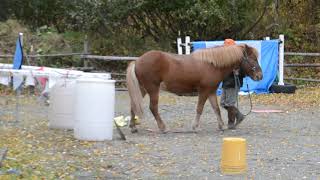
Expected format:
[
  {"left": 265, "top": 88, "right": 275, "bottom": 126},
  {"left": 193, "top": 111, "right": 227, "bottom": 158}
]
[{"left": 126, "top": 44, "right": 263, "bottom": 133}]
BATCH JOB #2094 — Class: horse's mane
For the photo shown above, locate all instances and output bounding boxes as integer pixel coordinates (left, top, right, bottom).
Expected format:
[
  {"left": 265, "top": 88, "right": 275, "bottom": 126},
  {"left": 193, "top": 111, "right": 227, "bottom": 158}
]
[{"left": 191, "top": 44, "right": 245, "bottom": 68}]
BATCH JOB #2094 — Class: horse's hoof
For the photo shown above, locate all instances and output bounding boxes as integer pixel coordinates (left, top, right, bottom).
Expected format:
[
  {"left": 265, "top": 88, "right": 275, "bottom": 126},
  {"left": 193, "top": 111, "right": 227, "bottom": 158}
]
[
  {"left": 228, "top": 124, "right": 236, "bottom": 130},
  {"left": 158, "top": 126, "right": 169, "bottom": 134},
  {"left": 219, "top": 129, "right": 224, "bottom": 134},
  {"left": 159, "top": 128, "right": 168, "bottom": 134},
  {"left": 191, "top": 127, "right": 199, "bottom": 132},
  {"left": 218, "top": 124, "right": 225, "bottom": 131},
  {"left": 192, "top": 125, "right": 199, "bottom": 131},
  {"left": 160, "top": 131, "right": 168, "bottom": 134},
  {"left": 158, "top": 124, "right": 167, "bottom": 133},
  {"left": 131, "top": 128, "right": 138, "bottom": 133}
]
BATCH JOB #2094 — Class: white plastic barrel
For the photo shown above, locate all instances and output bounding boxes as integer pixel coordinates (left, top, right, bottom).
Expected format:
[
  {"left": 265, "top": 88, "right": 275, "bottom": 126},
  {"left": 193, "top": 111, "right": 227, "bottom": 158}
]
[
  {"left": 74, "top": 78, "right": 115, "bottom": 141},
  {"left": 48, "top": 73, "right": 111, "bottom": 129},
  {"left": 48, "top": 78, "right": 76, "bottom": 129}
]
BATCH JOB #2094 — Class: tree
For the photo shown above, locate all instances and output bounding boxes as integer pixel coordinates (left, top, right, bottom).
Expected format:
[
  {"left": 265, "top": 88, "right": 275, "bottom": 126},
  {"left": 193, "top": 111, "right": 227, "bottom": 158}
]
[{"left": 0, "top": 0, "right": 11, "bottom": 21}]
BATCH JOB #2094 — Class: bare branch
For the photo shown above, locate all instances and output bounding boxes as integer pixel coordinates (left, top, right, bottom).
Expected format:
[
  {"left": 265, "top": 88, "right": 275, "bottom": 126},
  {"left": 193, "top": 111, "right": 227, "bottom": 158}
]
[{"left": 240, "top": 0, "right": 269, "bottom": 38}]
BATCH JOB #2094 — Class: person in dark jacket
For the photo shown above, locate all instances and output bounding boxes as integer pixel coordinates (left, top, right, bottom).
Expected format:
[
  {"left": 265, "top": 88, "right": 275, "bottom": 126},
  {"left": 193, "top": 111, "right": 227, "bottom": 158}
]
[{"left": 220, "top": 39, "right": 245, "bottom": 129}]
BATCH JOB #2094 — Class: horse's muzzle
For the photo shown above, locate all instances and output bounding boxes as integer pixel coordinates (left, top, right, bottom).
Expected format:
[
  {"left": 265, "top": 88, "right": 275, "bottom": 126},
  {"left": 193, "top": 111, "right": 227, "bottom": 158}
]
[{"left": 254, "top": 72, "right": 263, "bottom": 81}]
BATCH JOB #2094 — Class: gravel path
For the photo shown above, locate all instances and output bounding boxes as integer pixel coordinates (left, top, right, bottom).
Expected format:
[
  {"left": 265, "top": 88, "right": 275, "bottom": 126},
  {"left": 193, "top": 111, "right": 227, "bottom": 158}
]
[
  {"left": 0, "top": 92, "right": 319, "bottom": 179},
  {"left": 113, "top": 92, "right": 320, "bottom": 179}
]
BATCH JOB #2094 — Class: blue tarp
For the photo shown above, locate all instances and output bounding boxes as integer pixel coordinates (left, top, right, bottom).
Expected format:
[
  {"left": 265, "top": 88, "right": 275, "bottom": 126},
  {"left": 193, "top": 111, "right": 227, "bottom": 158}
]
[{"left": 192, "top": 40, "right": 279, "bottom": 94}]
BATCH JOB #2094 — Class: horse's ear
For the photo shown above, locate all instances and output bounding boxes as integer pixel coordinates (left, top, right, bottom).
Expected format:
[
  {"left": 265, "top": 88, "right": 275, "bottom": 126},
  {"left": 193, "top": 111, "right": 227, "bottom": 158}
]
[
  {"left": 245, "top": 45, "right": 259, "bottom": 58},
  {"left": 238, "top": 44, "right": 248, "bottom": 51},
  {"left": 244, "top": 44, "right": 253, "bottom": 55},
  {"left": 244, "top": 44, "right": 249, "bottom": 52}
]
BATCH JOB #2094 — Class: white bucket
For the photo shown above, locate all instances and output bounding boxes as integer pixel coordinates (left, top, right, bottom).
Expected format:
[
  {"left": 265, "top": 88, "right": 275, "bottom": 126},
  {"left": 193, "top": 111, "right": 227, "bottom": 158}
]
[
  {"left": 74, "top": 78, "right": 115, "bottom": 141},
  {"left": 48, "top": 78, "right": 76, "bottom": 129},
  {"left": 48, "top": 73, "right": 111, "bottom": 129}
]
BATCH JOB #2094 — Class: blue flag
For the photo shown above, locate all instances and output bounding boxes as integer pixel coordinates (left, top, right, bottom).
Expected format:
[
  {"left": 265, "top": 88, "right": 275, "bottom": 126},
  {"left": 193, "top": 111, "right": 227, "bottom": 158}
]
[
  {"left": 12, "top": 36, "right": 24, "bottom": 90},
  {"left": 13, "top": 37, "right": 23, "bottom": 69}
]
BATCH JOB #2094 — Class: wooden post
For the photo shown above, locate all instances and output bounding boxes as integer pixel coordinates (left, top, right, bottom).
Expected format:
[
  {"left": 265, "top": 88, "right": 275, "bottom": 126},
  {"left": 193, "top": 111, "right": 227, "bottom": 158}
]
[
  {"left": 83, "top": 35, "right": 89, "bottom": 67},
  {"left": 28, "top": 45, "right": 36, "bottom": 95},
  {"left": 29, "top": 45, "right": 36, "bottom": 65}
]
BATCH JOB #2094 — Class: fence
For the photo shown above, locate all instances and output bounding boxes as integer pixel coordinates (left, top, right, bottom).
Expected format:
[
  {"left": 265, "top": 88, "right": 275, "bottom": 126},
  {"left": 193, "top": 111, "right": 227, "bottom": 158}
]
[
  {"left": 1, "top": 34, "right": 319, "bottom": 88},
  {"left": 283, "top": 52, "right": 320, "bottom": 83}
]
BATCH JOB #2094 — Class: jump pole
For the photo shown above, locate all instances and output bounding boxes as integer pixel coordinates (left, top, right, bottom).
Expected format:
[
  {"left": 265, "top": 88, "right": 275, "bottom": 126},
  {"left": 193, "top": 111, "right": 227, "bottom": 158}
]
[
  {"left": 177, "top": 36, "right": 191, "bottom": 55},
  {"left": 185, "top": 36, "right": 191, "bottom": 55}
]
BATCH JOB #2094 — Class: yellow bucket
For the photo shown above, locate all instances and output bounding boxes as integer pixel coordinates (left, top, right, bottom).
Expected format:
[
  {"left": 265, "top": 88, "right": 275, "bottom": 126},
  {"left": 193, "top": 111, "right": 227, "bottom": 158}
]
[{"left": 220, "top": 137, "right": 247, "bottom": 174}]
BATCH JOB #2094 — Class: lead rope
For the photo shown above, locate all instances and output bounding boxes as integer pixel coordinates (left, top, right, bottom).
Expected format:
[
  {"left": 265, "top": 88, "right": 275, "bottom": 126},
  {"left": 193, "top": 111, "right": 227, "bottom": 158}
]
[
  {"left": 245, "top": 82, "right": 253, "bottom": 116},
  {"left": 234, "top": 73, "right": 252, "bottom": 116}
]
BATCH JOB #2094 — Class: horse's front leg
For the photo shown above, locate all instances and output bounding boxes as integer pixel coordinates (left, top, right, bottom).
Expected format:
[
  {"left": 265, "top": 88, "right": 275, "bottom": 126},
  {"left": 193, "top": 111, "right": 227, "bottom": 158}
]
[
  {"left": 192, "top": 90, "right": 209, "bottom": 131},
  {"left": 208, "top": 94, "right": 225, "bottom": 131}
]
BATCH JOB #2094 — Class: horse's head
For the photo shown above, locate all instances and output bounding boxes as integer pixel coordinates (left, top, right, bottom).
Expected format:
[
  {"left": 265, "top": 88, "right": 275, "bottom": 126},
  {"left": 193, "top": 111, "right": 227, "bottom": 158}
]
[{"left": 240, "top": 45, "right": 263, "bottom": 81}]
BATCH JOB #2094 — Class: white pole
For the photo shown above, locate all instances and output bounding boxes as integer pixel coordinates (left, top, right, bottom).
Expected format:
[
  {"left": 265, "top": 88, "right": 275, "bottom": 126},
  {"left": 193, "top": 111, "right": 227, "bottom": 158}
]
[
  {"left": 19, "top": 33, "right": 23, "bottom": 47},
  {"left": 185, "top": 36, "right": 191, "bottom": 55},
  {"left": 177, "top": 37, "right": 182, "bottom": 55},
  {"left": 278, "top": 34, "right": 285, "bottom": 85}
]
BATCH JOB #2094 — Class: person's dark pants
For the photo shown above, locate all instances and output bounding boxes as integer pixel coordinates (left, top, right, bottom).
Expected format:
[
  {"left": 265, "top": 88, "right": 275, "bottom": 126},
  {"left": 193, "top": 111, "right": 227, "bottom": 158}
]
[{"left": 220, "top": 87, "right": 245, "bottom": 129}]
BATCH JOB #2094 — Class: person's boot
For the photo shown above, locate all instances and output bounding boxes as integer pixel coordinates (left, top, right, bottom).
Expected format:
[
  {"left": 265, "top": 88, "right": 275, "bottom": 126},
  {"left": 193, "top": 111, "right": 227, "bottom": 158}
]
[
  {"left": 234, "top": 108, "right": 245, "bottom": 127},
  {"left": 226, "top": 106, "right": 237, "bottom": 129}
]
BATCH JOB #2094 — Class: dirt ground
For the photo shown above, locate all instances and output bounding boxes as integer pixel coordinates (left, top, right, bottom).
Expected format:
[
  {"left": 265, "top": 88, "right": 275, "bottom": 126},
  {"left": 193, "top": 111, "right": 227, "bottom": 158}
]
[{"left": 0, "top": 90, "right": 319, "bottom": 179}]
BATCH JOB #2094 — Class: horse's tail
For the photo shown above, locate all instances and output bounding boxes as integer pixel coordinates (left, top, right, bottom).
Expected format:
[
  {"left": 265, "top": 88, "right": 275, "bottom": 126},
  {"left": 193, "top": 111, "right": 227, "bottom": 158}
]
[{"left": 126, "top": 61, "right": 144, "bottom": 118}]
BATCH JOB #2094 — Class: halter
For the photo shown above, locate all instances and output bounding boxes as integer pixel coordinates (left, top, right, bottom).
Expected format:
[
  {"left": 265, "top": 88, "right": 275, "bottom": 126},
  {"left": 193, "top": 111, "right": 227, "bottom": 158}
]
[{"left": 240, "top": 50, "right": 257, "bottom": 74}]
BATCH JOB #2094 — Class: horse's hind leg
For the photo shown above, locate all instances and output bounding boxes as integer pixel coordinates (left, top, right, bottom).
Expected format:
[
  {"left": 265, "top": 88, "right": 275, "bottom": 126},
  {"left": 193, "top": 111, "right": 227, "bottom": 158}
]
[
  {"left": 130, "top": 87, "right": 146, "bottom": 133},
  {"left": 148, "top": 87, "right": 166, "bottom": 133},
  {"left": 129, "top": 108, "right": 138, "bottom": 133},
  {"left": 208, "top": 94, "right": 225, "bottom": 131}
]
